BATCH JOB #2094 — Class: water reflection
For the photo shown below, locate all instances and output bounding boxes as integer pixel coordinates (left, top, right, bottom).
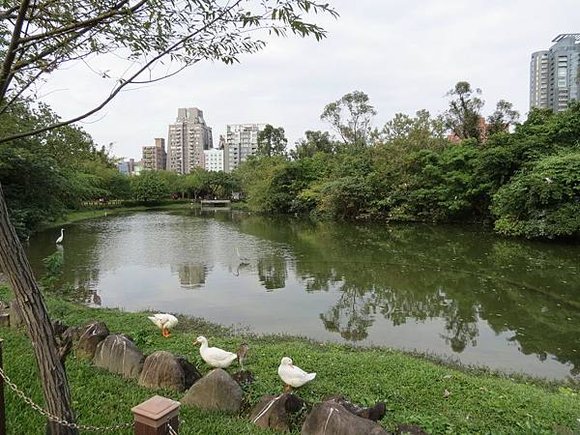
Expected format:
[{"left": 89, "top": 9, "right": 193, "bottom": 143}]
[{"left": 26, "top": 211, "right": 580, "bottom": 379}]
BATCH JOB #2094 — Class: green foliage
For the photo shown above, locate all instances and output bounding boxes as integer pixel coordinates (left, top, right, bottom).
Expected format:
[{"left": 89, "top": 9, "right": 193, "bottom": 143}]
[
  {"left": 257, "top": 124, "right": 288, "bottom": 158},
  {"left": 444, "top": 81, "right": 484, "bottom": 142},
  {"left": 492, "top": 150, "right": 580, "bottom": 238},
  {"left": 130, "top": 170, "right": 170, "bottom": 203},
  {"left": 40, "top": 251, "right": 64, "bottom": 292},
  {"left": 290, "top": 130, "right": 337, "bottom": 159},
  {"left": 321, "top": 90, "right": 377, "bottom": 146},
  {"left": 237, "top": 95, "right": 580, "bottom": 239}
]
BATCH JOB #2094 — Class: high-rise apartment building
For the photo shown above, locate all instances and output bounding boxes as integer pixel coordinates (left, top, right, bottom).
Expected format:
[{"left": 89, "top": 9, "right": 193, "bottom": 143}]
[
  {"left": 202, "top": 148, "right": 224, "bottom": 172},
  {"left": 167, "top": 107, "right": 213, "bottom": 174},
  {"left": 530, "top": 34, "right": 580, "bottom": 112},
  {"left": 142, "top": 138, "right": 167, "bottom": 171},
  {"left": 223, "top": 124, "right": 265, "bottom": 172}
]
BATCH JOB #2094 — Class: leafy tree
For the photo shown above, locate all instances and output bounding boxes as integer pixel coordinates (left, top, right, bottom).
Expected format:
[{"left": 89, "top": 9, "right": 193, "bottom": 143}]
[
  {"left": 0, "top": 2, "right": 336, "bottom": 432},
  {"left": 290, "top": 130, "right": 336, "bottom": 159},
  {"left": 257, "top": 124, "right": 288, "bottom": 157},
  {"left": 444, "top": 81, "right": 485, "bottom": 142},
  {"left": 380, "top": 109, "right": 448, "bottom": 150},
  {"left": 130, "top": 171, "right": 170, "bottom": 203},
  {"left": 492, "top": 150, "right": 580, "bottom": 239},
  {"left": 486, "top": 100, "right": 520, "bottom": 136},
  {"left": 320, "top": 90, "right": 377, "bottom": 146}
]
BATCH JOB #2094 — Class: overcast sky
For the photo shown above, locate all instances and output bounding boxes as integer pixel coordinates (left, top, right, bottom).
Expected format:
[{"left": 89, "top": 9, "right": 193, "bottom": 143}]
[{"left": 41, "top": 0, "right": 580, "bottom": 160}]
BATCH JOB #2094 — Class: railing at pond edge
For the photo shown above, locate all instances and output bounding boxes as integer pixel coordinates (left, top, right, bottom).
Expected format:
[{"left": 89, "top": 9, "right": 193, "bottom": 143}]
[{"left": 0, "top": 338, "right": 180, "bottom": 434}]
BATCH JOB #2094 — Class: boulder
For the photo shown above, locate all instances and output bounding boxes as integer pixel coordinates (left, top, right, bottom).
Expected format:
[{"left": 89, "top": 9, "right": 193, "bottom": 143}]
[
  {"left": 76, "top": 321, "right": 110, "bottom": 360},
  {"left": 0, "top": 313, "right": 9, "bottom": 327},
  {"left": 180, "top": 368, "right": 242, "bottom": 413},
  {"left": 9, "top": 299, "right": 24, "bottom": 328},
  {"left": 93, "top": 334, "right": 144, "bottom": 379},
  {"left": 301, "top": 401, "right": 388, "bottom": 435},
  {"left": 324, "top": 395, "right": 386, "bottom": 422},
  {"left": 175, "top": 355, "right": 202, "bottom": 389},
  {"left": 139, "top": 351, "right": 193, "bottom": 391},
  {"left": 231, "top": 370, "right": 255, "bottom": 386},
  {"left": 249, "top": 393, "right": 305, "bottom": 432}
]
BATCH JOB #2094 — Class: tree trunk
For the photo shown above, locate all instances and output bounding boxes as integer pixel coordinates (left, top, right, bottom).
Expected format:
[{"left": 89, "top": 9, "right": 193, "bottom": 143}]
[{"left": 0, "top": 182, "right": 78, "bottom": 435}]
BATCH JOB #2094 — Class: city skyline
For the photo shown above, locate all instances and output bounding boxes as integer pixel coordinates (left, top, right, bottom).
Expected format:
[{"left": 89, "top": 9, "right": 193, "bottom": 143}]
[{"left": 37, "top": 0, "right": 580, "bottom": 161}]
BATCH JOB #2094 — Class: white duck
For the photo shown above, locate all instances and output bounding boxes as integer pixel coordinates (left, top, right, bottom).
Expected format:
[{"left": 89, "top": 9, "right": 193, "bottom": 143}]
[
  {"left": 278, "top": 357, "right": 316, "bottom": 391},
  {"left": 195, "top": 336, "right": 238, "bottom": 369},
  {"left": 148, "top": 313, "right": 178, "bottom": 338}
]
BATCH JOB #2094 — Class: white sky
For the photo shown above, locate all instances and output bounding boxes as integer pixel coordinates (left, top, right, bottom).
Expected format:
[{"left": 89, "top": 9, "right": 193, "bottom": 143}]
[{"left": 40, "top": 0, "right": 580, "bottom": 160}]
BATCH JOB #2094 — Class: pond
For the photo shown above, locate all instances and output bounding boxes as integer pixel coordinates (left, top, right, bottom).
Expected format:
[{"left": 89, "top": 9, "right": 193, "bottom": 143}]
[{"left": 26, "top": 210, "right": 580, "bottom": 380}]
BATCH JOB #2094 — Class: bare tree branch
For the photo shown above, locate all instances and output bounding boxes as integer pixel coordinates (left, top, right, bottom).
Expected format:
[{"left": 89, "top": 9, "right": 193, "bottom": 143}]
[
  {"left": 0, "top": 0, "right": 32, "bottom": 98},
  {"left": 0, "top": 0, "right": 245, "bottom": 144}
]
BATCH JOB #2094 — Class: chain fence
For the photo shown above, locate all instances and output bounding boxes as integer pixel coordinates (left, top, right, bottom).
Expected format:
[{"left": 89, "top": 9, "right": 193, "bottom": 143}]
[{"left": 0, "top": 366, "right": 133, "bottom": 432}]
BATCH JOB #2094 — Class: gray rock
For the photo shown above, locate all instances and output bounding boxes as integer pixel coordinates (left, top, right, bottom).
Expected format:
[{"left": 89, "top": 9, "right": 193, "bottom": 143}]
[
  {"left": 175, "top": 355, "right": 202, "bottom": 389},
  {"left": 93, "top": 334, "right": 144, "bottom": 379},
  {"left": 76, "top": 321, "right": 109, "bottom": 360},
  {"left": 250, "top": 393, "right": 305, "bottom": 432},
  {"left": 301, "top": 401, "right": 388, "bottom": 435},
  {"left": 181, "top": 368, "right": 242, "bottom": 413},
  {"left": 139, "top": 351, "right": 188, "bottom": 391},
  {"left": 324, "top": 395, "right": 386, "bottom": 422},
  {"left": 9, "top": 299, "right": 24, "bottom": 328}
]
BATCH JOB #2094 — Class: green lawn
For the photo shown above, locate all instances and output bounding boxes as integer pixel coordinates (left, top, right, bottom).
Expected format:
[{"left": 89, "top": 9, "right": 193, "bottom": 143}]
[{"left": 0, "top": 287, "right": 579, "bottom": 434}]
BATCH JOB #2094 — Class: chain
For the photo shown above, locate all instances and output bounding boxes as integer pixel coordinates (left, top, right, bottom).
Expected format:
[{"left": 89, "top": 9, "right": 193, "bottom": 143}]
[
  {"left": 167, "top": 421, "right": 179, "bottom": 435},
  {"left": 0, "top": 366, "right": 133, "bottom": 432}
]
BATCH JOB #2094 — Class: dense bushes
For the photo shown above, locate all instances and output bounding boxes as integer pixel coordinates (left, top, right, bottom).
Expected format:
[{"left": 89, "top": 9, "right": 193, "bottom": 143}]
[
  {"left": 492, "top": 150, "right": 580, "bottom": 238},
  {"left": 235, "top": 103, "right": 580, "bottom": 240}
]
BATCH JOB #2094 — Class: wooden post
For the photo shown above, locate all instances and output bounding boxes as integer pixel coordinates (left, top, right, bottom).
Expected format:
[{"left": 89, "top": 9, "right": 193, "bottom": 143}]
[
  {"left": 132, "top": 395, "right": 180, "bottom": 435},
  {"left": 0, "top": 339, "right": 6, "bottom": 435}
]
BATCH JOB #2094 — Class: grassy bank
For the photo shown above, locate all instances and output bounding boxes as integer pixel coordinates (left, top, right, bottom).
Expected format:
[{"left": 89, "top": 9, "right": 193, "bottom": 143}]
[
  {"left": 40, "top": 201, "right": 194, "bottom": 230},
  {"left": 0, "top": 287, "right": 579, "bottom": 434}
]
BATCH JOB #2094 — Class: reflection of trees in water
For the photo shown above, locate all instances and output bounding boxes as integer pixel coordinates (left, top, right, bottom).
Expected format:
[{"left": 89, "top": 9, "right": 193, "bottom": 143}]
[
  {"left": 320, "top": 284, "right": 378, "bottom": 341},
  {"left": 257, "top": 255, "right": 287, "bottom": 290},
  {"left": 240, "top": 216, "right": 580, "bottom": 373}
]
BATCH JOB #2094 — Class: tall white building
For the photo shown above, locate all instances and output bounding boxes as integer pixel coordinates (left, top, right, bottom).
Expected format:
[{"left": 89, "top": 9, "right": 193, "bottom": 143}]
[
  {"left": 530, "top": 50, "right": 549, "bottom": 109},
  {"left": 203, "top": 148, "right": 224, "bottom": 172},
  {"left": 224, "top": 123, "right": 265, "bottom": 172},
  {"left": 167, "top": 107, "right": 213, "bottom": 174},
  {"left": 530, "top": 34, "right": 580, "bottom": 112}
]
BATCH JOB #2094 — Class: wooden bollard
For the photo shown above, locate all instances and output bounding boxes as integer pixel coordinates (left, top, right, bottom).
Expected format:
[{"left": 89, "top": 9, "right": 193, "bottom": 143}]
[{"left": 132, "top": 395, "right": 180, "bottom": 435}]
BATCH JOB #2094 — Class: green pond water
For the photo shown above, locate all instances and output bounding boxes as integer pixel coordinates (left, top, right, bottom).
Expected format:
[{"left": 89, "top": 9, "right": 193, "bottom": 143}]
[{"left": 26, "top": 210, "right": 580, "bottom": 380}]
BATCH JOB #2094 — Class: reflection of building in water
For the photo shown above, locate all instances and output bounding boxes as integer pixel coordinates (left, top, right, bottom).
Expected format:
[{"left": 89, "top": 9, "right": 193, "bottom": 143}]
[
  {"left": 172, "top": 263, "right": 207, "bottom": 289},
  {"left": 257, "top": 256, "right": 287, "bottom": 290}
]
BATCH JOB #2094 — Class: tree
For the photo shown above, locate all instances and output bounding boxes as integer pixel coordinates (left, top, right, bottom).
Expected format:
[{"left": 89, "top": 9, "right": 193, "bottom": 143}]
[
  {"left": 444, "top": 81, "right": 485, "bottom": 142},
  {"left": 290, "top": 130, "right": 336, "bottom": 159},
  {"left": 320, "top": 90, "right": 377, "bottom": 146},
  {"left": 492, "top": 150, "right": 580, "bottom": 238},
  {"left": 257, "top": 124, "right": 288, "bottom": 157},
  {"left": 0, "top": 1, "right": 336, "bottom": 433},
  {"left": 380, "top": 109, "right": 448, "bottom": 150},
  {"left": 487, "top": 100, "right": 519, "bottom": 136},
  {"left": 130, "top": 170, "right": 170, "bottom": 203}
]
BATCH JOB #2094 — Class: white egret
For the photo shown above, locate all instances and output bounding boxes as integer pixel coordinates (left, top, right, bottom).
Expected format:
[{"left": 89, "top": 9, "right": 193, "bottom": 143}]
[{"left": 55, "top": 228, "right": 64, "bottom": 244}]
